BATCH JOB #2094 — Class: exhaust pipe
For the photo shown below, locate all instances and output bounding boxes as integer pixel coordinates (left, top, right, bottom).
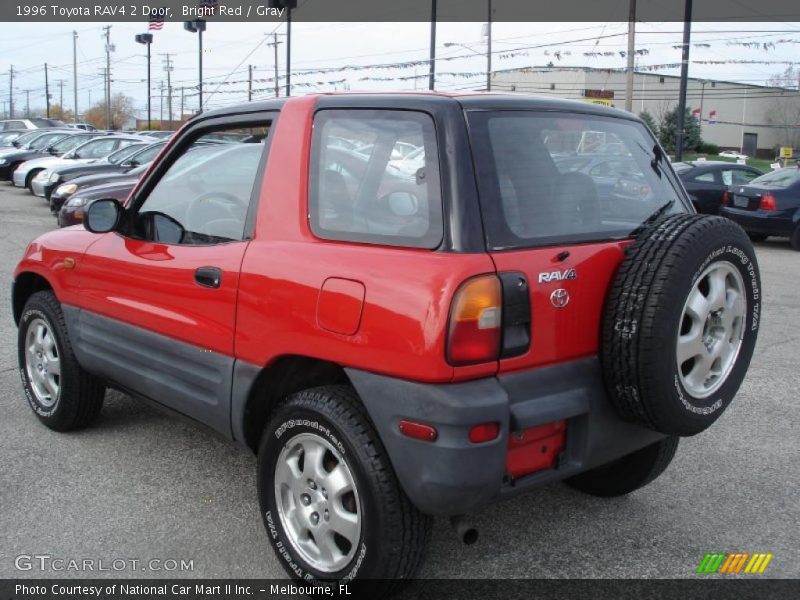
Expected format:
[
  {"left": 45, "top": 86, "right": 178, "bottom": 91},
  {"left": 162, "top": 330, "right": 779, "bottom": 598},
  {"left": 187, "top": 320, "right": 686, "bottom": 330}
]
[{"left": 449, "top": 516, "right": 478, "bottom": 545}]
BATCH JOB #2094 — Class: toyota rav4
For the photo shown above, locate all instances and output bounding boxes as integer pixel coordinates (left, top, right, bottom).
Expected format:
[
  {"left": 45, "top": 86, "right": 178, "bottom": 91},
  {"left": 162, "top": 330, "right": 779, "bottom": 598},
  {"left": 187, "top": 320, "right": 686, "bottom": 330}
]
[{"left": 12, "top": 93, "right": 761, "bottom": 585}]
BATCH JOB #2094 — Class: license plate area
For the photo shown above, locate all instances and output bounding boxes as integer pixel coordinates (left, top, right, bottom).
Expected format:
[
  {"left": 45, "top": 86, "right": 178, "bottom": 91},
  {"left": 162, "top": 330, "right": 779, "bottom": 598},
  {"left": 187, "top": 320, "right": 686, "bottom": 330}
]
[{"left": 733, "top": 195, "right": 750, "bottom": 208}]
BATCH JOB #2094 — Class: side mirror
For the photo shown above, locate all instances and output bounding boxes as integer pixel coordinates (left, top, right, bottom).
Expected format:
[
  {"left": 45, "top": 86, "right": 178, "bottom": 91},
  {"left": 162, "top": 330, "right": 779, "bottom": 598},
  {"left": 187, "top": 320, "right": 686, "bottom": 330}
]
[
  {"left": 139, "top": 211, "right": 185, "bottom": 244},
  {"left": 84, "top": 198, "right": 122, "bottom": 233},
  {"left": 49, "top": 147, "right": 59, "bottom": 155},
  {"left": 63, "top": 151, "right": 76, "bottom": 159}
]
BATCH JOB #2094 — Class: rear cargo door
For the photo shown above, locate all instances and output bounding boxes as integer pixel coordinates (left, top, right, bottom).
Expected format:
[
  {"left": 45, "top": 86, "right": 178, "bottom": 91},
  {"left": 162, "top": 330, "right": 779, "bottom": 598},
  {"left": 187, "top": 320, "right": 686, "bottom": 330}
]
[{"left": 466, "top": 108, "right": 687, "bottom": 372}]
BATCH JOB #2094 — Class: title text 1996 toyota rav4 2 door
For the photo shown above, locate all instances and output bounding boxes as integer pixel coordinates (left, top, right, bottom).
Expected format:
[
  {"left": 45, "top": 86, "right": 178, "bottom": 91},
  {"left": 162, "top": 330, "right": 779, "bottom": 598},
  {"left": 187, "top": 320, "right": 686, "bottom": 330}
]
[{"left": 12, "top": 94, "right": 760, "bottom": 584}]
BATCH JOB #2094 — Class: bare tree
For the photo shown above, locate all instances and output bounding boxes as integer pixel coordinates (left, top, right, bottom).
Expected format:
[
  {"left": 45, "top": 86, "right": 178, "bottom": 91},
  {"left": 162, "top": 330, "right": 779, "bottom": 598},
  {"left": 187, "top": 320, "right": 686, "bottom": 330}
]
[
  {"left": 83, "top": 93, "right": 136, "bottom": 130},
  {"left": 765, "top": 66, "right": 800, "bottom": 149}
]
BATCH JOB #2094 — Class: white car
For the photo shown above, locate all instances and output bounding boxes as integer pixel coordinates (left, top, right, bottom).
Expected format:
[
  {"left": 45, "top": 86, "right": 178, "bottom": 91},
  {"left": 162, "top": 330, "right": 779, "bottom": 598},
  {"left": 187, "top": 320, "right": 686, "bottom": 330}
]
[
  {"left": 13, "top": 135, "right": 150, "bottom": 195},
  {"left": 719, "top": 150, "right": 748, "bottom": 160}
]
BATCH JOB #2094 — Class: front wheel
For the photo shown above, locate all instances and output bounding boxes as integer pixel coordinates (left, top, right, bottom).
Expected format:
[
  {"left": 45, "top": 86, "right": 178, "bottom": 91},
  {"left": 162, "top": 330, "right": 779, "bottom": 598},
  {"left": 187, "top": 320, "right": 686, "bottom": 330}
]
[
  {"left": 565, "top": 436, "right": 679, "bottom": 497},
  {"left": 257, "top": 385, "right": 430, "bottom": 585},
  {"left": 791, "top": 225, "right": 800, "bottom": 251},
  {"left": 17, "top": 291, "right": 105, "bottom": 431}
]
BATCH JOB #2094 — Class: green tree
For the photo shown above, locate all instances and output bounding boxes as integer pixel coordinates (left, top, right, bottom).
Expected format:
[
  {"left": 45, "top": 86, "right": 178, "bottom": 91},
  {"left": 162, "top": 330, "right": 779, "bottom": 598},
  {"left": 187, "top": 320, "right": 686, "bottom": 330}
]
[
  {"left": 638, "top": 111, "right": 659, "bottom": 137},
  {"left": 658, "top": 106, "right": 702, "bottom": 154}
]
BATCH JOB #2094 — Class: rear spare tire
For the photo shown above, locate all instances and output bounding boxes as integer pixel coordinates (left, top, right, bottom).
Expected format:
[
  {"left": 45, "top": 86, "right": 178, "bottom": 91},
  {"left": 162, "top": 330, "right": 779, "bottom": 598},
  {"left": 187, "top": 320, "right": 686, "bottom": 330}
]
[{"left": 602, "top": 214, "right": 761, "bottom": 436}]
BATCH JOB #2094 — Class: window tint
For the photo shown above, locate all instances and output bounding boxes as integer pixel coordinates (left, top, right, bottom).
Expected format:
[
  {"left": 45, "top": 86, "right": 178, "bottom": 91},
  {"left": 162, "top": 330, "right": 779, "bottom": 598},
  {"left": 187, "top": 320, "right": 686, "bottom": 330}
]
[
  {"left": 136, "top": 128, "right": 268, "bottom": 245},
  {"left": 693, "top": 172, "right": 717, "bottom": 183},
  {"left": 468, "top": 111, "right": 685, "bottom": 249},
  {"left": 731, "top": 169, "right": 760, "bottom": 185},
  {"left": 309, "top": 109, "right": 443, "bottom": 249},
  {"left": 74, "top": 138, "right": 119, "bottom": 159}
]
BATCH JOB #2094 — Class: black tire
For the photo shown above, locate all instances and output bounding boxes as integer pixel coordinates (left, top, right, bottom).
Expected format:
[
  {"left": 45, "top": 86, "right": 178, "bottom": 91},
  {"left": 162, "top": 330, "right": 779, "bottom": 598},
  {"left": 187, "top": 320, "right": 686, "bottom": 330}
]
[
  {"left": 747, "top": 232, "right": 768, "bottom": 242},
  {"left": 791, "top": 225, "right": 800, "bottom": 251},
  {"left": 602, "top": 214, "right": 761, "bottom": 436},
  {"left": 25, "top": 169, "right": 41, "bottom": 192},
  {"left": 257, "top": 385, "right": 430, "bottom": 586},
  {"left": 17, "top": 291, "right": 105, "bottom": 431},
  {"left": 565, "top": 436, "right": 679, "bottom": 497}
]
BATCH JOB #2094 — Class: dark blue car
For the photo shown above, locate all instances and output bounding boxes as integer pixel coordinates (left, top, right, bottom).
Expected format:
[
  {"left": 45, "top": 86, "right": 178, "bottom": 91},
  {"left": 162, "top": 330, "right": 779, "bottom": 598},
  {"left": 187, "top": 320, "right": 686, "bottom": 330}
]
[{"left": 720, "top": 166, "right": 800, "bottom": 249}]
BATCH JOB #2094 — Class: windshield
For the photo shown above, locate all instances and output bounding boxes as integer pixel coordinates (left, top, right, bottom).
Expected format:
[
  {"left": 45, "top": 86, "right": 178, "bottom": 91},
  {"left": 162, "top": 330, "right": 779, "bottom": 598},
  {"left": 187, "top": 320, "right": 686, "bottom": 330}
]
[
  {"left": 467, "top": 110, "right": 687, "bottom": 249},
  {"left": 15, "top": 130, "right": 45, "bottom": 146},
  {"left": 749, "top": 168, "right": 800, "bottom": 189},
  {"left": 52, "top": 135, "right": 91, "bottom": 153},
  {"left": 30, "top": 133, "right": 68, "bottom": 150},
  {"left": 107, "top": 143, "right": 147, "bottom": 164},
  {"left": 72, "top": 138, "right": 122, "bottom": 159},
  {"left": 0, "top": 131, "right": 22, "bottom": 144}
]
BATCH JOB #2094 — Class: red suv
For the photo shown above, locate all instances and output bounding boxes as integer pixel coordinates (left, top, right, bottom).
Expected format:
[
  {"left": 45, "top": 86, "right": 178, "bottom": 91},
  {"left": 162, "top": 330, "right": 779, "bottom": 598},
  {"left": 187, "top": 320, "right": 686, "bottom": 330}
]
[{"left": 12, "top": 93, "right": 761, "bottom": 584}]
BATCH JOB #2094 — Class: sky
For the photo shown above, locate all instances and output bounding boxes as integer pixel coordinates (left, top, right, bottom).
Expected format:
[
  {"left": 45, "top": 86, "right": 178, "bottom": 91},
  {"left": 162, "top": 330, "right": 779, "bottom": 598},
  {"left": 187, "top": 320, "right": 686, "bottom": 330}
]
[{"left": 1, "top": 20, "right": 799, "bottom": 120}]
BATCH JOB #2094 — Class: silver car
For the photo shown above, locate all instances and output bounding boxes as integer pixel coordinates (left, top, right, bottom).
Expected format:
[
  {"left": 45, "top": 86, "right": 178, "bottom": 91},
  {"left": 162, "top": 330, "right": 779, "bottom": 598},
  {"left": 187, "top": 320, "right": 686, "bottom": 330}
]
[{"left": 15, "top": 135, "right": 148, "bottom": 195}]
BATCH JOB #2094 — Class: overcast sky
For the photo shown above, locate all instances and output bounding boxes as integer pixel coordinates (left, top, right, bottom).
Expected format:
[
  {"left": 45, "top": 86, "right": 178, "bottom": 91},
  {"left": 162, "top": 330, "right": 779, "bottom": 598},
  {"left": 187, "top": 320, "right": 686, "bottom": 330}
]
[{"left": 1, "top": 20, "right": 798, "bottom": 119}]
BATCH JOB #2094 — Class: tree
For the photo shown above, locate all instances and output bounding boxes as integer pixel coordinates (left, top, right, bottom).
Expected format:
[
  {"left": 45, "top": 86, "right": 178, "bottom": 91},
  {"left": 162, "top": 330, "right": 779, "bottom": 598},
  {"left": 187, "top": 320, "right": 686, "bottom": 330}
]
[
  {"left": 49, "top": 104, "right": 75, "bottom": 122},
  {"left": 83, "top": 93, "right": 136, "bottom": 130},
  {"left": 658, "top": 105, "right": 702, "bottom": 154},
  {"left": 639, "top": 111, "right": 659, "bottom": 137},
  {"left": 764, "top": 66, "right": 800, "bottom": 149}
]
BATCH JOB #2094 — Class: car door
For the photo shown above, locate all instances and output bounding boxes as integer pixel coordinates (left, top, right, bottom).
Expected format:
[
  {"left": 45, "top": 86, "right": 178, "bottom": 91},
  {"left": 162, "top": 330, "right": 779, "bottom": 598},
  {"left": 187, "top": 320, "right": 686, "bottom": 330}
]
[
  {"left": 686, "top": 169, "right": 725, "bottom": 214},
  {"left": 74, "top": 114, "right": 275, "bottom": 434}
]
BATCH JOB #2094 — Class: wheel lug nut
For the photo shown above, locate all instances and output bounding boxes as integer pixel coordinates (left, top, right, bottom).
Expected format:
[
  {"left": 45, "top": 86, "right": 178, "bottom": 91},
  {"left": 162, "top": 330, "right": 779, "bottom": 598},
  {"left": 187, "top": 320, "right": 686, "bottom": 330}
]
[
  {"left": 321, "top": 488, "right": 328, "bottom": 499},
  {"left": 300, "top": 493, "right": 311, "bottom": 506},
  {"left": 324, "top": 509, "right": 329, "bottom": 522},
  {"left": 310, "top": 512, "right": 319, "bottom": 525},
  {"left": 307, "top": 479, "right": 317, "bottom": 490}
]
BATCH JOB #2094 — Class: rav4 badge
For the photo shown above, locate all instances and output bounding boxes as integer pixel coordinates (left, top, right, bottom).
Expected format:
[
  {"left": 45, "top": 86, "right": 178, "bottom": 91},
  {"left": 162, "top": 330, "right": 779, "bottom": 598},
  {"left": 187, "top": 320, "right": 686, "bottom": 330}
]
[{"left": 538, "top": 268, "right": 576, "bottom": 284}]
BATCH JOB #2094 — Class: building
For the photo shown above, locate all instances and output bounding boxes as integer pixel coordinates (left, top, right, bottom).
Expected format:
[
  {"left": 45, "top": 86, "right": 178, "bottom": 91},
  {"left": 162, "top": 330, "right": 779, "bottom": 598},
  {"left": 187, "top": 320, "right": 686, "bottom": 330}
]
[{"left": 491, "top": 66, "right": 800, "bottom": 157}]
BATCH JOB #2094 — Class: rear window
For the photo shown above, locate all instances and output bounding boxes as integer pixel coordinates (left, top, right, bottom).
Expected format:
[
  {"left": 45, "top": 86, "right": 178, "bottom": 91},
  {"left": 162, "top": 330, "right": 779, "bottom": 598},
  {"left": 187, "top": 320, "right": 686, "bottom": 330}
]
[
  {"left": 468, "top": 111, "right": 686, "bottom": 250},
  {"left": 749, "top": 168, "right": 800, "bottom": 189},
  {"left": 309, "top": 109, "right": 443, "bottom": 249}
]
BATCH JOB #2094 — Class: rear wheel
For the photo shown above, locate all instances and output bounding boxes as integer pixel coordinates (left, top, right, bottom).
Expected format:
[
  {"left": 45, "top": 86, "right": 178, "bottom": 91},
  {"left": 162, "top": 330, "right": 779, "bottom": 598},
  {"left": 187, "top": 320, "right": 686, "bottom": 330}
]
[
  {"left": 17, "top": 291, "right": 105, "bottom": 431},
  {"left": 25, "top": 169, "right": 42, "bottom": 193},
  {"left": 791, "top": 225, "right": 800, "bottom": 251},
  {"left": 257, "top": 385, "right": 430, "bottom": 586},
  {"left": 565, "top": 436, "right": 679, "bottom": 497}
]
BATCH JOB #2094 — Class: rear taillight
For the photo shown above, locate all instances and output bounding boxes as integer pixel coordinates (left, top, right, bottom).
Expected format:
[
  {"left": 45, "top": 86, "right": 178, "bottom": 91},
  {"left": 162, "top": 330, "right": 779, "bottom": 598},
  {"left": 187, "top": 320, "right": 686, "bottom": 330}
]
[
  {"left": 446, "top": 275, "right": 502, "bottom": 365},
  {"left": 722, "top": 190, "right": 730, "bottom": 205},
  {"left": 759, "top": 194, "right": 777, "bottom": 211}
]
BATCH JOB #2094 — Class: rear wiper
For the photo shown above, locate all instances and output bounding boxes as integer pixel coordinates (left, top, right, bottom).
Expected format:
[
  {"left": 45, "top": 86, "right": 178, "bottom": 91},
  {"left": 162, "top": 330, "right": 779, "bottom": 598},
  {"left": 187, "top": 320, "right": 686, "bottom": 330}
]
[{"left": 629, "top": 199, "right": 675, "bottom": 237}]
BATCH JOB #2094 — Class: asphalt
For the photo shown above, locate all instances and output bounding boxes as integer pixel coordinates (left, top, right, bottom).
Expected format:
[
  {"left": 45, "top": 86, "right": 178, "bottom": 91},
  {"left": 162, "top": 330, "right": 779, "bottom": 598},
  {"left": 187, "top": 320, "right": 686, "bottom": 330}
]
[{"left": 0, "top": 182, "right": 798, "bottom": 579}]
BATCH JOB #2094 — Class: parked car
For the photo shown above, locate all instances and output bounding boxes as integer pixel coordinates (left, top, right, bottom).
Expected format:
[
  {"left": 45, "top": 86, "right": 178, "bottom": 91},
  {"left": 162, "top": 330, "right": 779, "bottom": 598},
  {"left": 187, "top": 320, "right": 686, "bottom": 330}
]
[
  {"left": 0, "top": 128, "right": 60, "bottom": 153},
  {"left": 0, "top": 129, "right": 28, "bottom": 147},
  {"left": 51, "top": 162, "right": 151, "bottom": 213},
  {"left": 719, "top": 150, "right": 748, "bottom": 160},
  {"left": 674, "top": 161, "right": 763, "bottom": 214},
  {"left": 42, "top": 141, "right": 157, "bottom": 198},
  {"left": 15, "top": 135, "right": 149, "bottom": 198},
  {"left": 0, "top": 131, "right": 76, "bottom": 181},
  {"left": 138, "top": 130, "right": 175, "bottom": 140},
  {"left": 720, "top": 166, "right": 800, "bottom": 249},
  {"left": 11, "top": 94, "right": 761, "bottom": 584},
  {"left": 6, "top": 132, "right": 105, "bottom": 186},
  {"left": 66, "top": 123, "right": 97, "bottom": 131},
  {"left": 57, "top": 177, "right": 139, "bottom": 227},
  {"left": 0, "top": 117, "right": 65, "bottom": 130}
]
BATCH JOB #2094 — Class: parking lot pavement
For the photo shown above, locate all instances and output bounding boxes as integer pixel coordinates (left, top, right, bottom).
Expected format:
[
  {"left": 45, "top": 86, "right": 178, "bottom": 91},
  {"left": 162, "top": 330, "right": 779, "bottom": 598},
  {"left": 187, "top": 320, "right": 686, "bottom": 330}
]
[{"left": 0, "top": 181, "right": 798, "bottom": 580}]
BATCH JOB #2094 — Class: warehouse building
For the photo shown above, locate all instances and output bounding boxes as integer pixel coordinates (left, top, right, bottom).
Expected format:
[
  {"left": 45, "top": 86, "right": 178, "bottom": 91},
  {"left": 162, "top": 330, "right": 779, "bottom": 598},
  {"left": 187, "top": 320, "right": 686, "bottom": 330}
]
[{"left": 491, "top": 66, "right": 800, "bottom": 157}]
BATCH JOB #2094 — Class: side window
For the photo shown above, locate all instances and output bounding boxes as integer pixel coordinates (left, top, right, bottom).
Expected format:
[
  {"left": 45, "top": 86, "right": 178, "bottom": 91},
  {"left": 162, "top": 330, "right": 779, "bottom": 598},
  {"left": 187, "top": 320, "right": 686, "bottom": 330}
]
[
  {"left": 720, "top": 170, "right": 733, "bottom": 186},
  {"left": 732, "top": 169, "right": 759, "bottom": 185},
  {"left": 135, "top": 125, "right": 270, "bottom": 245},
  {"left": 309, "top": 109, "right": 443, "bottom": 249},
  {"left": 76, "top": 139, "right": 117, "bottom": 159},
  {"left": 692, "top": 172, "right": 716, "bottom": 183}
]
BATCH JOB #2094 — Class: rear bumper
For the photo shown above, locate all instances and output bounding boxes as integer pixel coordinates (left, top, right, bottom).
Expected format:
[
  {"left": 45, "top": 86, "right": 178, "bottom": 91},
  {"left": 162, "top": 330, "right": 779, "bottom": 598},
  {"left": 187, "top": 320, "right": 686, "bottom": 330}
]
[
  {"left": 720, "top": 206, "right": 796, "bottom": 236},
  {"left": 346, "top": 357, "right": 664, "bottom": 516}
]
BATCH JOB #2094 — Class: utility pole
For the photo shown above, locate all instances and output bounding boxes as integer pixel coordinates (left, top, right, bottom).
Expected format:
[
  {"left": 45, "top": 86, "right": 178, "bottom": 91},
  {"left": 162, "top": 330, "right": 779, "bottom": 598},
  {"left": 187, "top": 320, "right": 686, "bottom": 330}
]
[
  {"left": 248, "top": 64, "right": 253, "bottom": 101},
  {"left": 44, "top": 63, "right": 50, "bottom": 118},
  {"left": 8, "top": 65, "right": 13, "bottom": 119},
  {"left": 161, "top": 53, "right": 173, "bottom": 123},
  {"left": 103, "top": 26, "right": 112, "bottom": 129},
  {"left": 486, "top": 0, "right": 492, "bottom": 92},
  {"left": 674, "top": 0, "right": 692, "bottom": 161},
  {"left": 73, "top": 31, "right": 78, "bottom": 122},
  {"left": 625, "top": 0, "right": 636, "bottom": 112},
  {"left": 159, "top": 80, "right": 164, "bottom": 123},
  {"left": 180, "top": 87, "right": 185, "bottom": 120},
  {"left": 266, "top": 34, "right": 282, "bottom": 97},
  {"left": 429, "top": 0, "right": 437, "bottom": 90},
  {"left": 24, "top": 89, "right": 30, "bottom": 116},
  {"left": 135, "top": 33, "right": 153, "bottom": 130},
  {"left": 57, "top": 80, "right": 65, "bottom": 111},
  {"left": 286, "top": 9, "right": 292, "bottom": 96}
]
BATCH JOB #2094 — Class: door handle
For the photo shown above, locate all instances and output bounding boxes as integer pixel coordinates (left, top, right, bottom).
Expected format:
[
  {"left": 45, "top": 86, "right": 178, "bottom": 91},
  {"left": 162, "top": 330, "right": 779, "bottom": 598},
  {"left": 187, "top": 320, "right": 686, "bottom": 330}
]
[{"left": 195, "top": 267, "right": 222, "bottom": 289}]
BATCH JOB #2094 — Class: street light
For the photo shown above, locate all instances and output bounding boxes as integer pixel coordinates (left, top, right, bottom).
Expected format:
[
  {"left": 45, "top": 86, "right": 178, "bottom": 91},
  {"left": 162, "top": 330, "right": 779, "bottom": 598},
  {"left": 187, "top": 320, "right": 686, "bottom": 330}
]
[
  {"left": 135, "top": 33, "right": 153, "bottom": 130},
  {"left": 183, "top": 19, "right": 207, "bottom": 113}
]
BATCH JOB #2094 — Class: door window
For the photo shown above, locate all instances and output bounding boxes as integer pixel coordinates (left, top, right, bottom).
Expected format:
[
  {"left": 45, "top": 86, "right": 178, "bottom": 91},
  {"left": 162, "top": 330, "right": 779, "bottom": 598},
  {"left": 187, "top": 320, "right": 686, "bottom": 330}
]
[
  {"left": 692, "top": 172, "right": 717, "bottom": 183},
  {"left": 134, "top": 126, "right": 270, "bottom": 245}
]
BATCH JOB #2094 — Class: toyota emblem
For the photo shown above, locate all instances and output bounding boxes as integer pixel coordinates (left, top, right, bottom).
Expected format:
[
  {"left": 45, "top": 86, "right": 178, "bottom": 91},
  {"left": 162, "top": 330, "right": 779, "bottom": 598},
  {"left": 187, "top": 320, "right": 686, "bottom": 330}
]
[{"left": 550, "top": 288, "right": 570, "bottom": 308}]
